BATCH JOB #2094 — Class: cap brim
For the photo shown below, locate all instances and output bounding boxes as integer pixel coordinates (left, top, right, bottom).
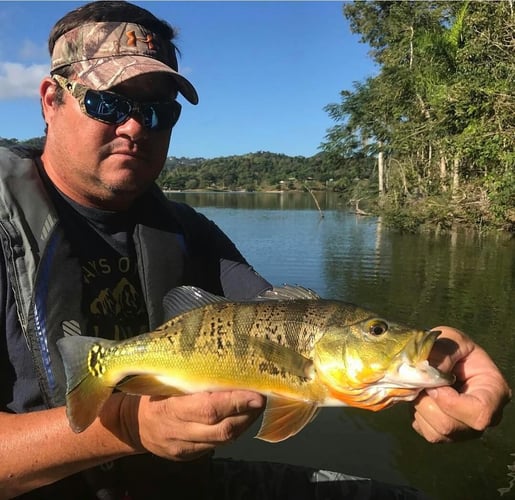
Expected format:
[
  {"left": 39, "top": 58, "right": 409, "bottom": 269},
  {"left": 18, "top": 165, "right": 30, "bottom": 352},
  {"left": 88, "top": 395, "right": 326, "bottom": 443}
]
[{"left": 71, "top": 55, "right": 199, "bottom": 105}]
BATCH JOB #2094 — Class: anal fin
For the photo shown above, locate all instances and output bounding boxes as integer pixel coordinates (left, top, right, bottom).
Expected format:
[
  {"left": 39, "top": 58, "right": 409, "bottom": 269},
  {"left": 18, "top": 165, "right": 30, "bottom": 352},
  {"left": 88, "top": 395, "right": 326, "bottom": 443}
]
[
  {"left": 255, "top": 396, "right": 320, "bottom": 443},
  {"left": 116, "top": 375, "right": 186, "bottom": 397}
]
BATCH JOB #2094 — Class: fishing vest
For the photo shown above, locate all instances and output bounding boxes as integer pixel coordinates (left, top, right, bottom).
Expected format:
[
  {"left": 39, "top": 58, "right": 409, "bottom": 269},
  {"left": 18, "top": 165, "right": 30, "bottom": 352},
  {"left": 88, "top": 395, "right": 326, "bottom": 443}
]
[{"left": 0, "top": 146, "right": 217, "bottom": 409}]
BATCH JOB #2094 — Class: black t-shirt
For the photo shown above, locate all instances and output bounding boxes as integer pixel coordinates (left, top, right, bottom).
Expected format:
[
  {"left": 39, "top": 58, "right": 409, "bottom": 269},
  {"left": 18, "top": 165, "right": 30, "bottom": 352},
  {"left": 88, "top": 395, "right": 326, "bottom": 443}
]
[
  {"left": 52, "top": 192, "right": 150, "bottom": 340},
  {"left": 0, "top": 181, "right": 271, "bottom": 414}
]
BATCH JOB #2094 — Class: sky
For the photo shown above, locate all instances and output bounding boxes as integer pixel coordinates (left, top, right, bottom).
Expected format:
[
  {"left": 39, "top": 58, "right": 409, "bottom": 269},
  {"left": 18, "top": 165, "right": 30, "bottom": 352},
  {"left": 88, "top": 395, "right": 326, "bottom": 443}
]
[{"left": 0, "top": 1, "right": 376, "bottom": 159}]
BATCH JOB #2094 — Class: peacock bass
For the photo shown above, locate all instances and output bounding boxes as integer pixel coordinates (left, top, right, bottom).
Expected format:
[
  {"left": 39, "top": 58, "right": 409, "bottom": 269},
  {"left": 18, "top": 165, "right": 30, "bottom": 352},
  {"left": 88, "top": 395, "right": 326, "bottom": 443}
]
[{"left": 57, "top": 285, "right": 454, "bottom": 442}]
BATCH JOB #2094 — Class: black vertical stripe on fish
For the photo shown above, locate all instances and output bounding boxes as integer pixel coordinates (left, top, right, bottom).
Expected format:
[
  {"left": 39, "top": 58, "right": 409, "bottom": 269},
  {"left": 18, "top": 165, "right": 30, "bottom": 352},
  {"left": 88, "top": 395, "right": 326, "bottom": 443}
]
[{"left": 57, "top": 285, "right": 455, "bottom": 439}]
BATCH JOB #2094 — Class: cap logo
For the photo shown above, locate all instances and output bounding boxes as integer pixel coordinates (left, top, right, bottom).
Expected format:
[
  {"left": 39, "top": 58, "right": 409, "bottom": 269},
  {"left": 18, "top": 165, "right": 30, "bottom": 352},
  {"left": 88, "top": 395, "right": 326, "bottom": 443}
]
[{"left": 126, "top": 31, "right": 155, "bottom": 50}]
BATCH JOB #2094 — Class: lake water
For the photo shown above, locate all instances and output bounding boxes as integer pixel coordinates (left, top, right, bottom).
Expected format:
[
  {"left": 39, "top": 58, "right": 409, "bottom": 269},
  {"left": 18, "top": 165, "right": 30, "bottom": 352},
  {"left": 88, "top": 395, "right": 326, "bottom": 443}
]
[{"left": 169, "top": 191, "right": 515, "bottom": 500}]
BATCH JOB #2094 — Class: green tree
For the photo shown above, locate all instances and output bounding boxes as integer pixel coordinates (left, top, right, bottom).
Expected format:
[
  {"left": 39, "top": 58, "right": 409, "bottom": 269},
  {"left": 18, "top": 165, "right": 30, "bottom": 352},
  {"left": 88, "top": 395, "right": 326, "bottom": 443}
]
[{"left": 322, "top": 0, "right": 514, "bottom": 231}]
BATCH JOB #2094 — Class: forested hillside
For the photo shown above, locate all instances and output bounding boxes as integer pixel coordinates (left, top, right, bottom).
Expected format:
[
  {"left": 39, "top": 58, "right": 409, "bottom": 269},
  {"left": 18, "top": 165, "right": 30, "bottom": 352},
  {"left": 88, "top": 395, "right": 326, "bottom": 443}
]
[{"left": 160, "top": 151, "right": 374, "bottom": 194}]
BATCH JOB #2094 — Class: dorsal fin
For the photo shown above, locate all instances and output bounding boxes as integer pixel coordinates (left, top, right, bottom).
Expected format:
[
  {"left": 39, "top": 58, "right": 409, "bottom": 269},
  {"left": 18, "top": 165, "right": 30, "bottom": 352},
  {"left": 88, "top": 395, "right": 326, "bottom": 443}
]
[
  {"left": 162, "top": 285, "right": 230, "bottom": 320},
  {"left": 258, "top": 284, "right": 321, "bottom": 301},
  {"left": 162, "top": 284, "right": 321, "bottom": 320}
]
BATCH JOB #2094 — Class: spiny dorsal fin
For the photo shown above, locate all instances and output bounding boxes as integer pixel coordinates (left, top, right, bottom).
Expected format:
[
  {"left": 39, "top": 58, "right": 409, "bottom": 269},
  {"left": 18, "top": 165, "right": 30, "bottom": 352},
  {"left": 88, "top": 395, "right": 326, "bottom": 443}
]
[
  {"left": 162, "top": 286, "right": 230, "bottom": 320},
  {"left": 258, "top": 285, "right": 321, "bottom": 301},
  {"left": 163, "top": 285, "right": 321, "bottom": 320},
  {"left": 256, "top": 396, "right": 320, "bottom": 442}
]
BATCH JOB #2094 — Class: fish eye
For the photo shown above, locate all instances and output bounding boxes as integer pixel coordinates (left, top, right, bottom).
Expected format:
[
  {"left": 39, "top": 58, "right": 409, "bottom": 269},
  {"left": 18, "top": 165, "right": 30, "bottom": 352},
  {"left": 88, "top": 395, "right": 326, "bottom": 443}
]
[{"left": 367, "top": 319, "right": 388, "bottom": 336}]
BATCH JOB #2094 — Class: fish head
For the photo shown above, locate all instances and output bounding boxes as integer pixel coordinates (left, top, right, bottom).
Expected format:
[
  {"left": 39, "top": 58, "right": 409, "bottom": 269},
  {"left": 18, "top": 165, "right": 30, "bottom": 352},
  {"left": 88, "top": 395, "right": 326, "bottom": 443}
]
[{"left": 314, "top": 317, "right": 455, "bottom": 411}]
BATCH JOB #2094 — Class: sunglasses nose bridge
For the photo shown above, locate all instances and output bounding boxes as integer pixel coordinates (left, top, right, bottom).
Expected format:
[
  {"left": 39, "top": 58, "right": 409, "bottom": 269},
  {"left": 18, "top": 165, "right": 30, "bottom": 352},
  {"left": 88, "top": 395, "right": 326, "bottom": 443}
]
[
  {"left": 111, "top": 97, "right": 152, "bottom": 130},
  {"left": 127, "top": 103, "right": 157, "bottom": 130},
  {"left": 116, "top": 110, "right": 150, "bottom": 139}
]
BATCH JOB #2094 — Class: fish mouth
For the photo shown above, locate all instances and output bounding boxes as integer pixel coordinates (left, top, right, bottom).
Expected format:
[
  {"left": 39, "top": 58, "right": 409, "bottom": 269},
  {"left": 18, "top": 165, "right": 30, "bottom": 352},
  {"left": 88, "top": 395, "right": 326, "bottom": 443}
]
[
  {"left": 384, "top": 330, "right": 456, "bottom": 388},
  {"left": 410, "top": 329, "right": 441, "bottom": 362}
]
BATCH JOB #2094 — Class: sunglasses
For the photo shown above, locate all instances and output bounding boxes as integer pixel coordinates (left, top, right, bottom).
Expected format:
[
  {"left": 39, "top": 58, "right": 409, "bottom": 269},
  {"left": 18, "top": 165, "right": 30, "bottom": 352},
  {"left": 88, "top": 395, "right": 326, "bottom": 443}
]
[{"left": 53, "top": 75, "right": 181, "bottom": 131}]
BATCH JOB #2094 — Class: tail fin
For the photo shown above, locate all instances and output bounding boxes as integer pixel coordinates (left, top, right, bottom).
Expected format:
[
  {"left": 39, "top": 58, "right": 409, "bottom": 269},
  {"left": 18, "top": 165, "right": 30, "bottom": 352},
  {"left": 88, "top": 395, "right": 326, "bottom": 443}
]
[{"left": 57, "top": 336, "right": 115, "bottom": 433}]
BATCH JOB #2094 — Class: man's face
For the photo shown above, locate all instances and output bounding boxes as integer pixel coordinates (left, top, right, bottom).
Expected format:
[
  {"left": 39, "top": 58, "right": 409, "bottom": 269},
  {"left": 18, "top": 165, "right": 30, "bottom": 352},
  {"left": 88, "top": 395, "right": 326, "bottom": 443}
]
[{"left": 41, "top": 73, "right": 177, "bottom": 210}]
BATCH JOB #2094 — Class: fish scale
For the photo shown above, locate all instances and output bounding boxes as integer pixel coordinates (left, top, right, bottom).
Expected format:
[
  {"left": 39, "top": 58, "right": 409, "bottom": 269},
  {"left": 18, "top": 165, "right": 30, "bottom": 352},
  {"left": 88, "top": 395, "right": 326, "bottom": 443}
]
[
  {"left": 232, "top": 300, "right": 330, "bottom": 354},
  {"left": 57, "top": 285, "right": 455, "bottom": 441}
]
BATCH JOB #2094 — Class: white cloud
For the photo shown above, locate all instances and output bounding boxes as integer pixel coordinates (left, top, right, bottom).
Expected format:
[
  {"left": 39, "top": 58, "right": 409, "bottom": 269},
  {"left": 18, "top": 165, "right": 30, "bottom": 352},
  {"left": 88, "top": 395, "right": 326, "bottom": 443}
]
[
  {"left": 19, "top": 39, "right": 49, "bottom": 61},
  {"left": 0, "top": 62, "right": 47, "bottom": 99}
]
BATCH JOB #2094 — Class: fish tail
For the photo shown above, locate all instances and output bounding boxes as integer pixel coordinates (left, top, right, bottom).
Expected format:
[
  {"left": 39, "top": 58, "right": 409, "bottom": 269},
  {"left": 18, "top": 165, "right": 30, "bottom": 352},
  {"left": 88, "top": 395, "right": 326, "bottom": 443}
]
[{"left": 57, "top": 335, "right": 116, "bottom": 433}]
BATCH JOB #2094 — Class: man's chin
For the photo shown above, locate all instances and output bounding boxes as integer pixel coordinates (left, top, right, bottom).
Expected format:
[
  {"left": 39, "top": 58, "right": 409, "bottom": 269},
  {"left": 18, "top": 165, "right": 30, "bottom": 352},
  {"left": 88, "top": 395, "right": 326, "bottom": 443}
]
[{"left": 100, "top": 180, "right": 152, "bottom": 209}]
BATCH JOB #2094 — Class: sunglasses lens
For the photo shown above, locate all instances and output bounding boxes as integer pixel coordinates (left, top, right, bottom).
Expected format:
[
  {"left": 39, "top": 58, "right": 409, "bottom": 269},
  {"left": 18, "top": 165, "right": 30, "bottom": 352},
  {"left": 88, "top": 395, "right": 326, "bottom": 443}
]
[
  {"left": 84, "top": 90, "right": 132, "bottom": 125},
  {"left": 140, "top": 102, "right": 182, "bottom": 131}
]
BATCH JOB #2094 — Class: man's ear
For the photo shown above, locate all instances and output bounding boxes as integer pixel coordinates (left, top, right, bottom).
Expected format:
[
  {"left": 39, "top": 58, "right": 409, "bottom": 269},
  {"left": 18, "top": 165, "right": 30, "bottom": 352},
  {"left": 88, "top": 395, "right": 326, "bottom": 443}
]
[{"left": 40, "top": 77, "right": 59, "bottom": 121}]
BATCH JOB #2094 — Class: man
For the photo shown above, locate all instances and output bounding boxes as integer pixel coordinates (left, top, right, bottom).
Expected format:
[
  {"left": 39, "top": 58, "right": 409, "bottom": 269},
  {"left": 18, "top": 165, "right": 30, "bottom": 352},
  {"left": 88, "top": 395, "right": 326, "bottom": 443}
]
[{"left": 0, "top": 2, "right": 510, "bottom": 499}]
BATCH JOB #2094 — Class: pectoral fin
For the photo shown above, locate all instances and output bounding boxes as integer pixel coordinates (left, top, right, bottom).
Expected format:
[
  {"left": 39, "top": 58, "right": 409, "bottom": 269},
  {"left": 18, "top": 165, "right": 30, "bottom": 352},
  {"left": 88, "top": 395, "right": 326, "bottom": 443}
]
[
  {"left": 246, "top": 336, "right": 314, "bottom": 379},
  {"left": 116, "top": 375, "right": 186, "bottom": 397},
  {"left": 255, "top": 396, "right": 320, "bottom": 443}
]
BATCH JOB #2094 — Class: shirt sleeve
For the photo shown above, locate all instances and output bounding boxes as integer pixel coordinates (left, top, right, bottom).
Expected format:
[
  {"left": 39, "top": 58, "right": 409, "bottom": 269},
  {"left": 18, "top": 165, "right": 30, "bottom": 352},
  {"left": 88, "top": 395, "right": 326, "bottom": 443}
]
[{"left": 171, "top": 201, "right": 272, "bottom": 300}]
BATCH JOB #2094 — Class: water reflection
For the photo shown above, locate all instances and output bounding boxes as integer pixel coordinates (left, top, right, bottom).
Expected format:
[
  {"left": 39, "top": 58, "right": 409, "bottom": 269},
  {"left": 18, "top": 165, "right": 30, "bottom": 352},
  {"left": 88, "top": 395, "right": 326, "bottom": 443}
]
[
  {"left": 169, "top": 192, "right": 514, "bottom": 500},
  {"left": 169, "top": 190, "right": 348, "bottom": 211}
]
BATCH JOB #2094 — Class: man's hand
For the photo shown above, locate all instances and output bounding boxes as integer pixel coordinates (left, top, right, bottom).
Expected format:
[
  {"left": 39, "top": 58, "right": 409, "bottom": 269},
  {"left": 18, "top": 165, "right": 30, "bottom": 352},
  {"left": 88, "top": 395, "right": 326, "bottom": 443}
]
[
  {"left": 412, "top": 326, "right": 512, "bottom": 443},
  {"left": 119, "top": 390, "right": 266, "bottom": 461}
]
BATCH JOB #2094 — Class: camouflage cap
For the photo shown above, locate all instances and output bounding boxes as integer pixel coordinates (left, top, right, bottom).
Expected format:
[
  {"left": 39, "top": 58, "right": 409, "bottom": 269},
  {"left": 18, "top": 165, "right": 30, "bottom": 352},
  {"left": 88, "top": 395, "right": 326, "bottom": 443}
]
[{"left": 51, "top": 22, "right": 198, "bottom": 104}]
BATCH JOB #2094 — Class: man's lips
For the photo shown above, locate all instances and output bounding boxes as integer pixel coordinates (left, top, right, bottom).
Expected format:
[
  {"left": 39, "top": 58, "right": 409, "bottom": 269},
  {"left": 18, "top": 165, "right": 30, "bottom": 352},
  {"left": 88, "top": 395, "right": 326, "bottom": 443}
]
[{"left": 109, "top": 149, "right": 146, "bottom": 161}]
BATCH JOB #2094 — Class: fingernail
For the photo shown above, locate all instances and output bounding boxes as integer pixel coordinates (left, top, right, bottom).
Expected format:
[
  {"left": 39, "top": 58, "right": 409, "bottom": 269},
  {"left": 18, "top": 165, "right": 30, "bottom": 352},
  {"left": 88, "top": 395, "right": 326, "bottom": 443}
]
[
  {"left": 426, "top": 388, "right": 438, "bottom": 398},
  {"left": 247, "top": 399, "right": 264, "bottom": 409}
]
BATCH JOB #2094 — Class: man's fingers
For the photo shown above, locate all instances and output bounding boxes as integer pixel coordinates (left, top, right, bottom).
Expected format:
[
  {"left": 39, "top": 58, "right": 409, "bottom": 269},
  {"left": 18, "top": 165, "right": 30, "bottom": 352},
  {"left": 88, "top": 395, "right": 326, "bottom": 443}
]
[
  {"left": 167, "top": 391, "right": 266, "bottom": 424},
  {"left": 413, "top": 385, "right": 503, "bottom": 443},
  {"left": 426, "top": 387, "right": 493, "bottom": 430},
  {"left": 178, "top": 411, "right": 262, "bottom": 444}
]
